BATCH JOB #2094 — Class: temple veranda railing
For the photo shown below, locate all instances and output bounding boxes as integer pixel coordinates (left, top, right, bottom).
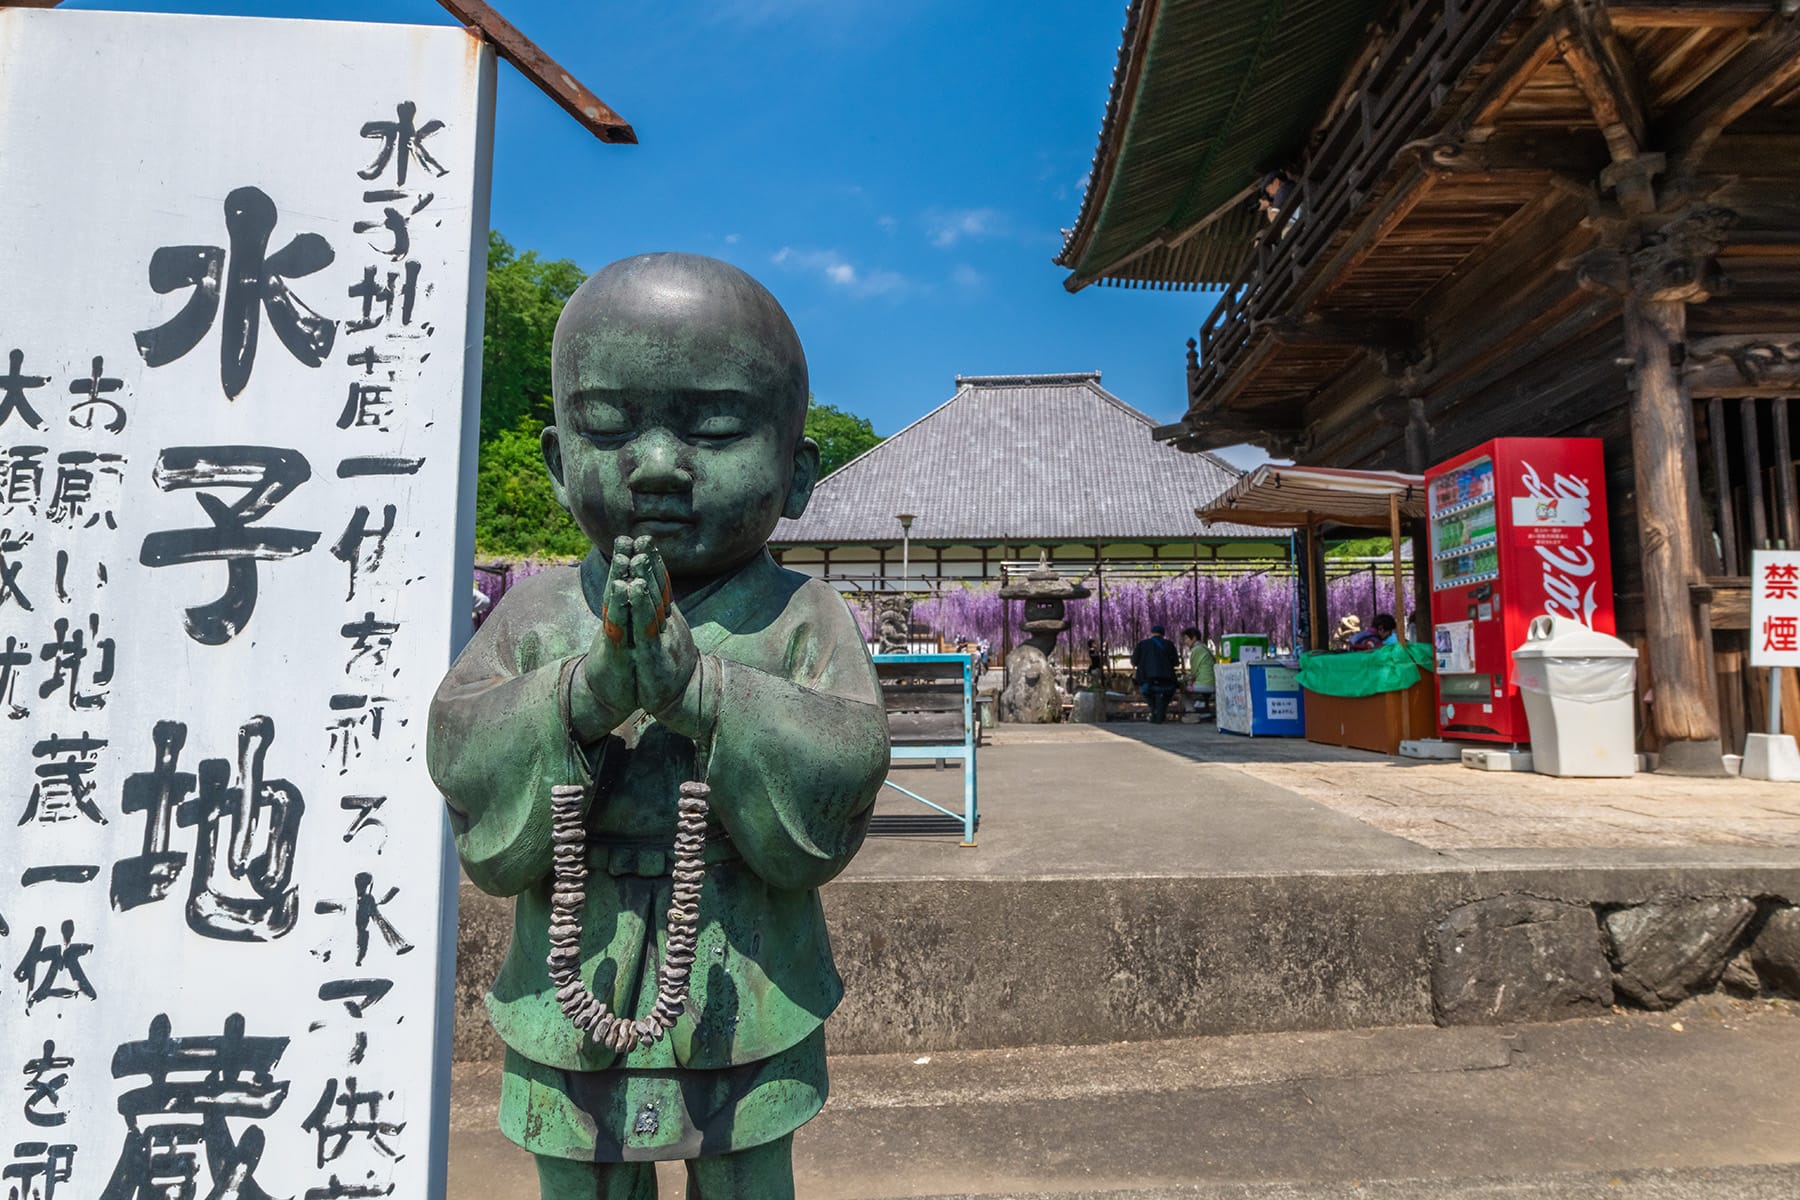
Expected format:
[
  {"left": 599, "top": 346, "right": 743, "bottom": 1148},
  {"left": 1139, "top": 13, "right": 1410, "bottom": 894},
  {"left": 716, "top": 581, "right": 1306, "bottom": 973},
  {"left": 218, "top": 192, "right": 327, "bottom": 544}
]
[{"left": 1189, "top": 0, "right": 1525, "bottom": 414}]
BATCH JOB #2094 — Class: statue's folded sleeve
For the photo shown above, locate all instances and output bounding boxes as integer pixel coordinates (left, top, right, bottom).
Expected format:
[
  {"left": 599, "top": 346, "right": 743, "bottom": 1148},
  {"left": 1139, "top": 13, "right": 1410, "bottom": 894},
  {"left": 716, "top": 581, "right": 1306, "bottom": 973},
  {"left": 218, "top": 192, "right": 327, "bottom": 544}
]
[
  {"left": 427, "top": 595, "right": 588, "bottom": 898},
  {"left": 699, "top": 590, "right": 891, "bottom": 892}
]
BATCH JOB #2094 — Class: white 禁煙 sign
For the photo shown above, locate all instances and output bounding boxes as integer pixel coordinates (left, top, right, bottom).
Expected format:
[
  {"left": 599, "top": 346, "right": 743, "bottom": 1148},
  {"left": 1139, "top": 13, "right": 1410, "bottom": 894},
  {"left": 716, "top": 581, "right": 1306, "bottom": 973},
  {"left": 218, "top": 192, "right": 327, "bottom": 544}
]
[
  {"left": 0, "top": 9, "right": 492, "bottom": 1198},
  {"left": 1752, "top": 549, "right": 1800, "bottom": 669}
]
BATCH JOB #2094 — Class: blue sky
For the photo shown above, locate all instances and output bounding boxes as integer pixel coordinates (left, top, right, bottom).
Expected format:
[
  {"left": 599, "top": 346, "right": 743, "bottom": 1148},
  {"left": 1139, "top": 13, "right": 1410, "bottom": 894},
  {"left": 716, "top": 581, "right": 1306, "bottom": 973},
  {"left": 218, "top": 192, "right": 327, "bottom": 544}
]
[{"left": 65, "top": 0, "right": 1236, "bottom": 452}]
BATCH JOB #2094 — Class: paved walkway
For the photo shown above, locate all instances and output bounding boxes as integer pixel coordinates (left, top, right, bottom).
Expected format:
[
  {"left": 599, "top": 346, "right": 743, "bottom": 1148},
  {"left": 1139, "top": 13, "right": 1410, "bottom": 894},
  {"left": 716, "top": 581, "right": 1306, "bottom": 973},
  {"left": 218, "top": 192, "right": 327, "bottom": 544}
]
[
  {"left": 850, "top": 725, "right": 1800, "bottom": 878},
  {"left": 849, "top": 726, "right": 1444, "bottom": 881},
  {"left": 1123, "top": 723, "right": 1800, "bottom": 850}
]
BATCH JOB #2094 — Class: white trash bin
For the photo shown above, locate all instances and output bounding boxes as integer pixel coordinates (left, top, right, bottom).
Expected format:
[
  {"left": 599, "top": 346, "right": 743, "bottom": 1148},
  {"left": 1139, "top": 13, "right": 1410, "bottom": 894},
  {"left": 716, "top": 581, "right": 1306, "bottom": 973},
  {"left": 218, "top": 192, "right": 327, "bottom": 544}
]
[{"left": 1511, "top": 615, "right": 1639, "bottom": 778}]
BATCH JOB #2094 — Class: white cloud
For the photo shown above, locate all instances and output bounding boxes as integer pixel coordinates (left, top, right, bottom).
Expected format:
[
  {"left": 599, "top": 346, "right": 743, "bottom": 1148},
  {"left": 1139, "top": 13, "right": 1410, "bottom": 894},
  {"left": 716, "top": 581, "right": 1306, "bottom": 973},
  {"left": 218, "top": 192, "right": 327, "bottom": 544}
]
[
  {"left": 950, "top": 264, "right": 985, "bottom": 292},
  {"left": 771, "top": 246, "right": 909, "bottom": 298},
  {"left": 925, "top": 207, "right": 1004, "bottom": 248},
  {"left": 723, "top": 233, "right": 740, "bottom": 245},
  {"left": 877, "top": 215, "right": 898, "bottom": 233}
]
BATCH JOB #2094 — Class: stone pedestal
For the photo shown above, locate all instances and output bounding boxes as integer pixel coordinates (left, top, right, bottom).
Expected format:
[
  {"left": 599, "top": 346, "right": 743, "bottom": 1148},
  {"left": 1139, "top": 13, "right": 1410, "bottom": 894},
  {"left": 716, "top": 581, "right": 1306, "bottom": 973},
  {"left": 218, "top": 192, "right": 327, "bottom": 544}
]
[
  {"left": 1000, "top": 644, "right": 1061, "bottom": 724},
  {"left": 1743, "top": 733, "right": 1800, "bottom": 782},
  {"left": 1070, "top": 691, "right": 1106, "bottom": 724}
]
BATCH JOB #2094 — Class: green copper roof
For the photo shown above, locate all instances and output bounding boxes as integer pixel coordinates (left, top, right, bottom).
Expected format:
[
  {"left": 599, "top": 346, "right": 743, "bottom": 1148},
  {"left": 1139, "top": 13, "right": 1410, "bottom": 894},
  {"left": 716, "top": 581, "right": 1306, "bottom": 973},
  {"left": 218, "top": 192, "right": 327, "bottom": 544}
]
[{"left": 1058, "top": 0, "right": 1389, "bottom": 291}]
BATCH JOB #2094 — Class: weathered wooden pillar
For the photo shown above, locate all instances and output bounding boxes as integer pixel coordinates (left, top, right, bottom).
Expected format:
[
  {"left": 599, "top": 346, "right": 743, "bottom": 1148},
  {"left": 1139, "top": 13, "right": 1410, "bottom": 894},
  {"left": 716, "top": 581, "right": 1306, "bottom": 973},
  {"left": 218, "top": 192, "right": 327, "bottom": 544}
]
[
  {"left": 1774, "top": 401, "right": 1799, "bottom": 548},
  {"left": 999, "top": 542, "right": 1013, "bottom": 678},
  {"left": 1741, "top": 399, "right": 1769, "bottom": 551},
  {"left": 1613, "top": 207, "right": 1733, "bottom": 774},
  {"left": 1376, "top": 359, "right": 1432, "bottom": 475},
  {"left": 1388, "top": 493, "right": 1408, "bottom": 644},
  {"left": 1410, "top": 517, "right": 1433, "bottom": 646},
  {"left": 1094, "top": 540, "right": 1107, "bottom": 657},
  {"left": 1301, "top": 524, "right": 1327, "bottom": 651}
]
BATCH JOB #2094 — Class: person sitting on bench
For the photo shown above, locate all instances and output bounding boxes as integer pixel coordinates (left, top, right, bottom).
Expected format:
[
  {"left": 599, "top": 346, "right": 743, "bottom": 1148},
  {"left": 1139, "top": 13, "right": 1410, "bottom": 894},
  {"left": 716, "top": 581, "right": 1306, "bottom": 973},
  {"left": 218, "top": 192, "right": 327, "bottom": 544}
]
[{"left": 1132, "top": 625, "right": 1180, "bottom": 724}]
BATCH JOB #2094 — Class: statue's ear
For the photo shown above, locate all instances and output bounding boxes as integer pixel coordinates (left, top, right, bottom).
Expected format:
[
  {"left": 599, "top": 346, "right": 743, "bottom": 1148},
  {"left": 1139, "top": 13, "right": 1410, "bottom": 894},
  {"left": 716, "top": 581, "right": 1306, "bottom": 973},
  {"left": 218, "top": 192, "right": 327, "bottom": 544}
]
[
  {"left": 783, "top": 436, "right": 822, "bottom": 520},
  {"left": 540, "top": 426, "right": 572, "bottom": 511}
]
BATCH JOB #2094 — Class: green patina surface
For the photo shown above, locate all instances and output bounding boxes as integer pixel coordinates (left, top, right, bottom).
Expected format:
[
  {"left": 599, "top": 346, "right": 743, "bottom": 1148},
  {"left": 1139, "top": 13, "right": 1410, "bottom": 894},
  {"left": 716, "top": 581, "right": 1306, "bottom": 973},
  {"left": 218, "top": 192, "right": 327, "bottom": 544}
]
[{"left": 427, "top": 254, "right": 890, "bottom": 1197}]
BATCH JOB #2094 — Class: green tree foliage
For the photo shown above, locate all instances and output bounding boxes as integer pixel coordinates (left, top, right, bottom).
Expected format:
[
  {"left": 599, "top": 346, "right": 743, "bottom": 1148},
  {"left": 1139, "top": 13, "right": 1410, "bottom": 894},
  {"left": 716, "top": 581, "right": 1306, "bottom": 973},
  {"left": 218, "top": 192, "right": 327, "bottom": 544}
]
[
  {"left": 805, "top": 400, "right": 883, "bottom": 476},
  {"left": 475, "top": 418, "right": 590, "bottom": 558},
  {"left": 1327, "top": 536, "right": 1394, "bottom": 558},
  {"left": 475, "top": 231, "right": 587, "bottom": 557},
  {"left": 481, "top": 231, "right": 585, "bottom": 440}
]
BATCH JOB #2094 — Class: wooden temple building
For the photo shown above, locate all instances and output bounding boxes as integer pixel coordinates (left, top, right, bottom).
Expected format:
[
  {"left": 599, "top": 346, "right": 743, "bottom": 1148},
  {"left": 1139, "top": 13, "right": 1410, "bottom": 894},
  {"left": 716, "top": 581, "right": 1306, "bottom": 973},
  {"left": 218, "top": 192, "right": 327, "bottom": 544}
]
[{"left": 1059, "top": 0, "right": 1800, "bottom": 773}]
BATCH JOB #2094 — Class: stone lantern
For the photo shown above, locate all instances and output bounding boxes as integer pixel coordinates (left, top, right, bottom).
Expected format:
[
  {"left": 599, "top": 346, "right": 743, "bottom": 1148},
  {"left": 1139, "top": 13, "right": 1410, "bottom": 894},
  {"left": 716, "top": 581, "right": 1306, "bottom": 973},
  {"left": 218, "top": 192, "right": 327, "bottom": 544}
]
[{"left": 997, "top": 555, "right": 1091, "bottom": 723}]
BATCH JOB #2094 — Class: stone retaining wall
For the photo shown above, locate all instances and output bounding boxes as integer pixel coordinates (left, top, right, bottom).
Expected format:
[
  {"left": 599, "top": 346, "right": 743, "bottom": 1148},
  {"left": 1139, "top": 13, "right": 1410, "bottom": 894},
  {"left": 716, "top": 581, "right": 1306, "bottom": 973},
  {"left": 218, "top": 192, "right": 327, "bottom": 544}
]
[{"left": 453, "top": 862, "right": 1800, "bottom": 1060}]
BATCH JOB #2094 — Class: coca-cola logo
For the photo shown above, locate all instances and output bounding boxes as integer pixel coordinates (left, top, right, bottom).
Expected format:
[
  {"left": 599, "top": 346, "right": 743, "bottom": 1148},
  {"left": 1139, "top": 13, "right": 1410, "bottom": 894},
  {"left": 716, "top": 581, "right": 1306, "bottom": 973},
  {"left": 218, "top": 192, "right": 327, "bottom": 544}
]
[{"left": 1519, "top": 460, "right": 1599, "bottom": 625}]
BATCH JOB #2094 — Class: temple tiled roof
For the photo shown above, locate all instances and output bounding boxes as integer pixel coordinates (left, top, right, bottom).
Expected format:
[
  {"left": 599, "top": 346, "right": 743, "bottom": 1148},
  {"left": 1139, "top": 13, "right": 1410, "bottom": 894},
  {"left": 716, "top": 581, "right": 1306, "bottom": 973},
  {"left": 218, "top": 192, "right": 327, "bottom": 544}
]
[{"left": 772, "top": 373, "right": 1267, "bottom": 544}]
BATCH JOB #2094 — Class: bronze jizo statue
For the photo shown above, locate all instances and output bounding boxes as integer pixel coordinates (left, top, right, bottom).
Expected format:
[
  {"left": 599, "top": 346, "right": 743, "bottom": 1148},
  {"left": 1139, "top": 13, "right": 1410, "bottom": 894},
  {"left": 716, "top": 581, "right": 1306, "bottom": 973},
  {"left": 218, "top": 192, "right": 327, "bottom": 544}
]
[{"left": 427, "top": 253, "right": 890, "bottom": 1198}]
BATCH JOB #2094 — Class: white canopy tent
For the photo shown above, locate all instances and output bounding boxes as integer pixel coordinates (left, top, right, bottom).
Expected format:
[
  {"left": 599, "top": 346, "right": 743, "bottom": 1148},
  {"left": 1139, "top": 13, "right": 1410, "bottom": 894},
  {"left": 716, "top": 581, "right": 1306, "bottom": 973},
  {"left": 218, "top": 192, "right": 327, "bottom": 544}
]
[{"left": 1197, "top": 465, "right": 1428, "bottom": 649}]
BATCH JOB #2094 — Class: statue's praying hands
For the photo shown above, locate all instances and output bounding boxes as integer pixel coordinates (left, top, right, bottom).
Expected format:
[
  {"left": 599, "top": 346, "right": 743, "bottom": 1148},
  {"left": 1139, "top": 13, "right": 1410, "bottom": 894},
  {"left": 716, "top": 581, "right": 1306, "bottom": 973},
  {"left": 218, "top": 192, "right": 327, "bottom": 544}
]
[{"left": 582, "top": 535, "right": 700, "bottom": 733}]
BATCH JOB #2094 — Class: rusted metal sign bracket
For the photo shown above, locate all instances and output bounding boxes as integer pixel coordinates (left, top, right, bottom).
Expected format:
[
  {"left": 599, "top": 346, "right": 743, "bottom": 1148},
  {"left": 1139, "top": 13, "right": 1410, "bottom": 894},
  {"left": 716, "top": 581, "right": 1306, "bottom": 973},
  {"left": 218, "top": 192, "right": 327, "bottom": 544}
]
[{"left": 433, "top": 0, "right": 636, "bottom": 144}]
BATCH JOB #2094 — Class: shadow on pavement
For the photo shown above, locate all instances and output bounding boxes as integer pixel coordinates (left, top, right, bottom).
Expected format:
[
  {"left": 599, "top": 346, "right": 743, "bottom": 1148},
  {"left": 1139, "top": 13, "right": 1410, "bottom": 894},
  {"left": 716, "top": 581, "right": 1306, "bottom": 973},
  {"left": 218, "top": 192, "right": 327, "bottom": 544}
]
[
  {"left": 1091, "top": 719, "right": 1437, "bottom": 770},
  {"left": 866, "top": 812, "right": 972, "bottom": 838}
]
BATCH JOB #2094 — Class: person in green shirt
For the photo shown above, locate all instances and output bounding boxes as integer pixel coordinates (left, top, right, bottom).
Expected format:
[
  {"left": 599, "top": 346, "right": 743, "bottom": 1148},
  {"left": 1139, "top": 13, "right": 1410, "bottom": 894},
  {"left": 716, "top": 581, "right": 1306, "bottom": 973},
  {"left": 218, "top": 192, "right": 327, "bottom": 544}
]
[
  {"left": 1182, "top": 627, "right": 1216, "bottom": 706},
  {"left": 427, "top": 253, "right": 890, "bottom": 1198}
]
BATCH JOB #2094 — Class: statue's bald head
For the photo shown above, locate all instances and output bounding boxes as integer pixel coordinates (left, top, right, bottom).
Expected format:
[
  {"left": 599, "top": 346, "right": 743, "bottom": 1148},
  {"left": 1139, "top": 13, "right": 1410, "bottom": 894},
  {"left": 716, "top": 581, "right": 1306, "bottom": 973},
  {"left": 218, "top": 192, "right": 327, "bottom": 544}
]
[
  {"left": 543, "top": 253, "right": 821, "bottom": 581},
  {"left": 552, "top": 252, "right": 809, "bottom": 436}
]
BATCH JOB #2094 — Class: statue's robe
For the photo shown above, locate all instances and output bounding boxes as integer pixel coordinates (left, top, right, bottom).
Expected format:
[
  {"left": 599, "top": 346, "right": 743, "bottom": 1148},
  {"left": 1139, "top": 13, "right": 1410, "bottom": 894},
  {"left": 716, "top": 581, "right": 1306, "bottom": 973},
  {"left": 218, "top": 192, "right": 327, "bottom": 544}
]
[{"left": 427, "top": 549, "right": 889, "bottom": 1160}]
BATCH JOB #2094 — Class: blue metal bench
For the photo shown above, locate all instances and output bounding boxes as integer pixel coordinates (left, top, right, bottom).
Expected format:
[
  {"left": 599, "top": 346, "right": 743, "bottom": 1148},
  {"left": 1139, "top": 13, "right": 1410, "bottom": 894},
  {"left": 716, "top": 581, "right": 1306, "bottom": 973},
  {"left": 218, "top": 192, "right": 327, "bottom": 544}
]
[{"left": 871, "top": 652, "right": 978, "bottom": 846}]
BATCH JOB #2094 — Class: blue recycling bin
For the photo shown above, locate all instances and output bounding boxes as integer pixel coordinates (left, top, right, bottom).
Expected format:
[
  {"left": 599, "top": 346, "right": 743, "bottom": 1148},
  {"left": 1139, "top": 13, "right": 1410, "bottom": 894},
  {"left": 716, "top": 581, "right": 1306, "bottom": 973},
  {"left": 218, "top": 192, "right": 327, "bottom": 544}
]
[{"left": 1215, "top": 661, "right": 1306, "bottom": 736}]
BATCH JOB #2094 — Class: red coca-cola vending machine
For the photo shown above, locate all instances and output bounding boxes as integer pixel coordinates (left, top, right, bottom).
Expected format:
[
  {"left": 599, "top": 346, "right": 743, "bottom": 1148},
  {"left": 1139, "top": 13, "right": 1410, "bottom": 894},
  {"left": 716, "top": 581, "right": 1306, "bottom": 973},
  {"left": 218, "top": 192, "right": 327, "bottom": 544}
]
[{"left": 1426, "top": 437, "right": 1616, "bottom": 743}]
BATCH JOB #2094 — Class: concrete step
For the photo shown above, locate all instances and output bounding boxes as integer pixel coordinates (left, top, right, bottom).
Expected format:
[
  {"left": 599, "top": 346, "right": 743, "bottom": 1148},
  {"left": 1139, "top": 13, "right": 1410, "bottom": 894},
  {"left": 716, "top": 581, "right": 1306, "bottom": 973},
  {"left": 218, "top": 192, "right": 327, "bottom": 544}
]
[
  {"left": 447, "top": 998, "right": 1800, "bottom": 1199},
  {"left": 897, "top": 1168, "right": 1800, "bottom": 1199}
]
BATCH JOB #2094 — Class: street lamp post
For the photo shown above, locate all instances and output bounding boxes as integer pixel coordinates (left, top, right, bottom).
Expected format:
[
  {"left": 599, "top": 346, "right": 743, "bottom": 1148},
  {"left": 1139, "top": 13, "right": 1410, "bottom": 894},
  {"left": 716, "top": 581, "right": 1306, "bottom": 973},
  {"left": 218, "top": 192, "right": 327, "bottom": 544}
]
[{"left": 896, "top": 513, "right": 915, "bottom": 591}]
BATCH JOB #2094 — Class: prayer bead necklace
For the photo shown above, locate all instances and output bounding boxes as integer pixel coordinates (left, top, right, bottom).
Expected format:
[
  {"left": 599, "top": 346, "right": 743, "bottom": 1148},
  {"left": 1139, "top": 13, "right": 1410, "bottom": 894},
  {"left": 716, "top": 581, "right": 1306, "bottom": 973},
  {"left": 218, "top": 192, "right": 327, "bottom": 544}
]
[{"left": 546, "top": 780, "right": 709, "bottom": 1053}]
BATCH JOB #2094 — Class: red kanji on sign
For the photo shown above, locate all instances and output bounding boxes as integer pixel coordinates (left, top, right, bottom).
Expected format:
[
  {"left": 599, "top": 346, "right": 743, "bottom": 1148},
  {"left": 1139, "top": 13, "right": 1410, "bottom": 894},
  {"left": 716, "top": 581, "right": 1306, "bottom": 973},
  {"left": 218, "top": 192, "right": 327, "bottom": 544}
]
[
  {"left": 1765, "top": 562, "right": 1800, "bottom": 601},
  {"left": 1764, "top": 615, "right": 1800, "bottom": 654}
]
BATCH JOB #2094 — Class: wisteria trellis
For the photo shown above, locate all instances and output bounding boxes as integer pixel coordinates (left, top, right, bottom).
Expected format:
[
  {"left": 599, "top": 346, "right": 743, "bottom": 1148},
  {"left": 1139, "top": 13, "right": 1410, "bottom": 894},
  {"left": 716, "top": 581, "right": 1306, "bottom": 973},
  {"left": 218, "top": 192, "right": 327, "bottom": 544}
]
[
  {"left": 473, "top": 559, "right": 1403, "bottom": 659},
  {"left": 911, "top": 570, "right": 1398, "bottom": 657}
]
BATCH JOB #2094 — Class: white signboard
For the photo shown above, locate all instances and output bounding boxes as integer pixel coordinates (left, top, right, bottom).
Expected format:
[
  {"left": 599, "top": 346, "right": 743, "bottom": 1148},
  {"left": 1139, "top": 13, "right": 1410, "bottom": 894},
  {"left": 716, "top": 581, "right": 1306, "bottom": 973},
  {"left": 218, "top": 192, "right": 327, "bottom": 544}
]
[
  {"left": 1510, "top": 493, "right": 1592, "bottom": 527},
  {"left": 1264, "top": 695, "right": 1299, "bottom": 722},
  {"left": 0, "top": 10, "right": 492, "bottom": 1199},
  {"left": 1752, "top": 549, "right": 1800, "bottom": 668}
]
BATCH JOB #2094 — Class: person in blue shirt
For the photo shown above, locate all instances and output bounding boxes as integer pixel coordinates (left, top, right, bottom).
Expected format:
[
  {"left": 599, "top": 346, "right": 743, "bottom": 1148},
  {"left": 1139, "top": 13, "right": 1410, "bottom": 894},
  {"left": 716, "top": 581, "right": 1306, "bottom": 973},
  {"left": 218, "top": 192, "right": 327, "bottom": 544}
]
[
  {"left": 1346, "top": 613, "right": 1400, "bottom": 651},
  {"left": 1132, "top": 624, "right": 1180, "bottom": 724}
]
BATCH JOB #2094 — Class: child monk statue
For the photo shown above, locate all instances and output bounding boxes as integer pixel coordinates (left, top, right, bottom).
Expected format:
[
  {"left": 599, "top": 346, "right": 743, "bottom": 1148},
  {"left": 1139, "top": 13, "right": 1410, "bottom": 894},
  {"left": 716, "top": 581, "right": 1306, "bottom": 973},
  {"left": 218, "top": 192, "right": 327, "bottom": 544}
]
[{"left": 427, "top": 253, "right": 890, "bottom": 1198}]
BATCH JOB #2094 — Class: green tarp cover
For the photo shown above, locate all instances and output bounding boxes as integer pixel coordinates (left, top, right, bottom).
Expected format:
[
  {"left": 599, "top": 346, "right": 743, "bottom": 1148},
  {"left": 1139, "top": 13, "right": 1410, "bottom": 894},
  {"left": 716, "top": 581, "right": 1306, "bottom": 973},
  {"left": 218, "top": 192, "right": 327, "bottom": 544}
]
[{"left": 1297, "top": 642, "right": 1434, "bottom": 698}]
